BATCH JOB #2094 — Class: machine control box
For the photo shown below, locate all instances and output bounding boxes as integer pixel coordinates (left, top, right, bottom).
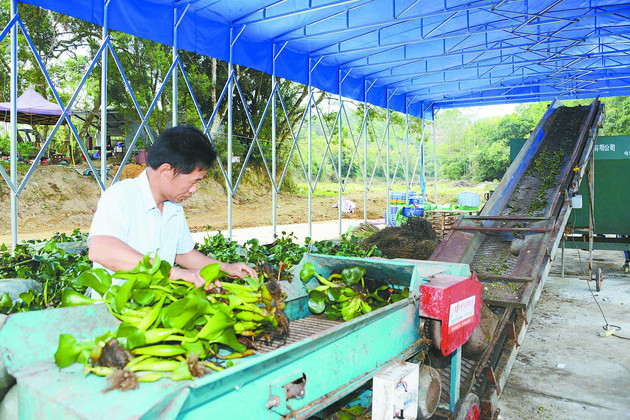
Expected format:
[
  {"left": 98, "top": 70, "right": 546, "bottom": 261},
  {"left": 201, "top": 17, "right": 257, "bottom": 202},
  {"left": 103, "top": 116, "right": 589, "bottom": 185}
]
[
  {"left": 372, "top": 362, "right": 419, "bottom": 420},
  {"left": 419, "top": 273, "right": 482, "bottom": 356}
]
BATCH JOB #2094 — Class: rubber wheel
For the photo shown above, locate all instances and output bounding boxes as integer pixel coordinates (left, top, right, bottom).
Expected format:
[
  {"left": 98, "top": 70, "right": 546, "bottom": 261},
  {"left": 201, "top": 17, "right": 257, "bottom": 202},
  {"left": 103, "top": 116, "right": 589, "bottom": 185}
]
[
  {"left": 623, "top": 263, "right": 629, "bottom": 274},
  {"left": 595, "top": 267, "right": 603, "bottom": 291},
  {"left": 455, "top": 393, "right": 481, "bottom": 420}
]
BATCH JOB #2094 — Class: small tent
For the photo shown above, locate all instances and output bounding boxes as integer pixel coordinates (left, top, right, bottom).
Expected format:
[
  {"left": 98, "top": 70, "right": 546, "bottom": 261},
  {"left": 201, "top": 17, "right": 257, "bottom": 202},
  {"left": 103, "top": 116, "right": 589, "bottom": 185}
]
[{"left": 0, "top": 87, "right": 70, "bottom": 125}]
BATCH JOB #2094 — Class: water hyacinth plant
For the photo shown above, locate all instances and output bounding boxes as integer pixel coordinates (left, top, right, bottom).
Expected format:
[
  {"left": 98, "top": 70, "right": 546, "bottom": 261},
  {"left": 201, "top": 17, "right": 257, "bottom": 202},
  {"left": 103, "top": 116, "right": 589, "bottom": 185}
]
[
  {"left": 300, "top": 263, "right": 409, "bottom": 322},
  {"left": 54, "top": 253, "right": 287, "bottom": 391}
]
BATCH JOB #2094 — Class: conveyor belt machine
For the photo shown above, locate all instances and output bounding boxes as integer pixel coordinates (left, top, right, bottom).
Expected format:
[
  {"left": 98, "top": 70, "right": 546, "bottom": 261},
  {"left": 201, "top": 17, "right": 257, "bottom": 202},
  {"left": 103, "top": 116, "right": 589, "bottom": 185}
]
[{"left": 0, "top": 254, "right": 481, "bottom": 419}]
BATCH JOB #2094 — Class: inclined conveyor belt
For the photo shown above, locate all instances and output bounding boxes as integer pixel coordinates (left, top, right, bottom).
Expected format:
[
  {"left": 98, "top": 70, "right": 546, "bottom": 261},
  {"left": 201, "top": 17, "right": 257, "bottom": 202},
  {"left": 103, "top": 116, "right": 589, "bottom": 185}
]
[
  {"left": 469, "top": 105, "right": 595, "bottom": 288},
  {"left": 430, "top": 99, "right": 605, "bottom": 417},
  {"left": 431, "top": 99, "right": 603, "bottom": 306}
]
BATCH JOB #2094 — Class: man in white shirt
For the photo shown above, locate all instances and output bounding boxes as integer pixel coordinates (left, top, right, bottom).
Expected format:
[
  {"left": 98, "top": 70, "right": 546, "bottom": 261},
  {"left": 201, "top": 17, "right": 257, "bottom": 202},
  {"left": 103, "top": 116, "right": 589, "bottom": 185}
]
[{"left": 88, "top": 126, "right": 256, "bottom": 290}]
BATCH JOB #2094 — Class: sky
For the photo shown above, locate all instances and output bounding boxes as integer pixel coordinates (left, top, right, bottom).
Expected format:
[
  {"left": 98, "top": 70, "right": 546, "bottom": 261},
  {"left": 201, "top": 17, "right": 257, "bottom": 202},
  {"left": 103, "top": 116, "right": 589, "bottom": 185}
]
[{"left": 463, "top": 103, "right": 518, "bottom": 121}]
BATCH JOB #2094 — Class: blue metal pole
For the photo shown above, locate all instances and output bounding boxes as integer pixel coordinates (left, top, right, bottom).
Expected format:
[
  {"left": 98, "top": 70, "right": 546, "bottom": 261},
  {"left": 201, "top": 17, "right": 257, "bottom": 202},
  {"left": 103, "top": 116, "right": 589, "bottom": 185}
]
[
  {"left": 449, "top": 346, "right": 462, "bottom": 412},
  {"left": 100, "top": 0, "right": 110, "bottom": 188},
  {"left": 9, "top": 0, "right": 17, "bottom": 249}
]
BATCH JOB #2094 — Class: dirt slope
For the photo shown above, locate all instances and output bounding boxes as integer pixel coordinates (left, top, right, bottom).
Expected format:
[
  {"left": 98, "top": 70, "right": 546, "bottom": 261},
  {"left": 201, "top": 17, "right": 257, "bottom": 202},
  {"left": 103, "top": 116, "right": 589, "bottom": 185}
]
[{"left": 0, "top": 164, "right": 386, "bottom": 243}]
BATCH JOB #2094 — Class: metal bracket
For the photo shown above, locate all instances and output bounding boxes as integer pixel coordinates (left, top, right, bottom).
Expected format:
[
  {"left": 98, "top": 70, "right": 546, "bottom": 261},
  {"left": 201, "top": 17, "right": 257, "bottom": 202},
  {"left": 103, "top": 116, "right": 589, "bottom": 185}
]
[
  {"left": 507, "top": 322, "right": 518, "bottom": 347},
  {"left": 483, "top": 366, "right": 501, "bottom": 395}
]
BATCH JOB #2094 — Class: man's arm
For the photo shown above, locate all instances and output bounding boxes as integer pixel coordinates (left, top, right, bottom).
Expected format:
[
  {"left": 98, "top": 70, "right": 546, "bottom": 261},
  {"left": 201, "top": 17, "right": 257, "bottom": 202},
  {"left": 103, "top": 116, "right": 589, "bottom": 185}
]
[
  {"left": 88, "top": 235, "right": 207, "bottom": 288},
  {"left": 89, "top": 236, "right": 257, "bottom": 289},
  {"left": 88, "top": 235, "right": 145, "bottom": 272}
]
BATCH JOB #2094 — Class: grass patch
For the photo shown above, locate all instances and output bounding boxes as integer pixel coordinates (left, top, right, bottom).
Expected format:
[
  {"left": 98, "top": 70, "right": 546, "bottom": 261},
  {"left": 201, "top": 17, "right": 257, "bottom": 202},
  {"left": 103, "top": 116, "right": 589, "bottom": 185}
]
[
  {"left": 294, "top": 182, "right": 388, "bottom": 197},
  {"left": 294, "top": 180, "right": 497, "bottom": 205}
]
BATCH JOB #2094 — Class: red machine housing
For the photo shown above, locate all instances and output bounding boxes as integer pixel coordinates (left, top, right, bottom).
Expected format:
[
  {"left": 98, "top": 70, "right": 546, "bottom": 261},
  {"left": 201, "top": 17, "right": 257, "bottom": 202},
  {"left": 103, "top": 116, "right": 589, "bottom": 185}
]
[{"left": 419, "top": 273, "right": 482, "bottom": 356}]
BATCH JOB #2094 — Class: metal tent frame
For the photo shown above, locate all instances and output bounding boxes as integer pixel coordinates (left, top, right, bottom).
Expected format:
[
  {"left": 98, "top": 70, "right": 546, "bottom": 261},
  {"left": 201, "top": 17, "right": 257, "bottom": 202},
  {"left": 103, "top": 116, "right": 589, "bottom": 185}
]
[
  {"left": 1, "top": 1, "right": 430, "bottom": 248},
  {"left": 4, "top": 0, "right": 630, "bottom": 248}
]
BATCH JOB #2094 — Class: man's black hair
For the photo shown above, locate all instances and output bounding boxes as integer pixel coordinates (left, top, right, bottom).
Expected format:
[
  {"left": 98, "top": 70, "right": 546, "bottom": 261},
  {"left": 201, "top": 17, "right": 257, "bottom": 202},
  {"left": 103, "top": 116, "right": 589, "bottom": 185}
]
[{"left": 147, "top": 126, "right": 217, "bottom": 174}]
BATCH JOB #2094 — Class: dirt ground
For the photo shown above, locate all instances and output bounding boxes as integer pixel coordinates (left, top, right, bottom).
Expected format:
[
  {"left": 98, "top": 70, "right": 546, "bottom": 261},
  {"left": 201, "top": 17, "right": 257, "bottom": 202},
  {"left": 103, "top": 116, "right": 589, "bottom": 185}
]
[{"left": 0, "top": 163, "right": 387, "bottom": 244}]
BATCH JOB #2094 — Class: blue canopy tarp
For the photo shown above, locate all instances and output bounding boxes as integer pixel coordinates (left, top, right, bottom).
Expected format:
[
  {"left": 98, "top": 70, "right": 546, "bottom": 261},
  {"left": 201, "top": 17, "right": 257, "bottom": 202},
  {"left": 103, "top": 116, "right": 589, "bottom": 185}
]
[{"left": 16, "top": 1, "right": 630, "bottom": 118}]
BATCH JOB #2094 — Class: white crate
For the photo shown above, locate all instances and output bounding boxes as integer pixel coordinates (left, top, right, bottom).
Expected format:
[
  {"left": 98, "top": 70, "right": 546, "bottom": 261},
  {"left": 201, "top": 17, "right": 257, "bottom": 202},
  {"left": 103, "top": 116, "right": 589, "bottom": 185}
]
[{"left": 458, "top": 192, "right": 480, "bottom": 207}]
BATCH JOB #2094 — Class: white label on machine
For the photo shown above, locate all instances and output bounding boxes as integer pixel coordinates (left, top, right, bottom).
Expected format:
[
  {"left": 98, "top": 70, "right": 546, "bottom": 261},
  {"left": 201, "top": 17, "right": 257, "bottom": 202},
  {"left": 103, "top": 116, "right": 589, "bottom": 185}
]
[
  {"left": 372, "top": 362, "right": 419, "bottom": 420},
  {"left": 449, "top": 295, "right": 476, "bottom": 327}
]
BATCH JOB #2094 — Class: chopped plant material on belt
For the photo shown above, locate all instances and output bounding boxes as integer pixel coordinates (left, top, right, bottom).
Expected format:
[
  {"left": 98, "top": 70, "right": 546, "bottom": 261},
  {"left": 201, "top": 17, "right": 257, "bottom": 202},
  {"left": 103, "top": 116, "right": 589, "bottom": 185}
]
[
  {"left": 300, "top": 262, "right": 409, "bottom": 321},
  {"left": 54, "top": 253, "right": 288, "bottom": 391}
]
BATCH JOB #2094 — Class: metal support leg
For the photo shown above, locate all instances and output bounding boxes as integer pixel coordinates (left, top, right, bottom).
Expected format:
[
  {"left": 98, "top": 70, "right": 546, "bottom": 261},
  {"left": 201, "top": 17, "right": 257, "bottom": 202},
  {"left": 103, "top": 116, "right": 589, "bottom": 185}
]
[
  {"left": 272, "top": 45, "right": 277, "bottom": 236},
  {"left": 363, "top": 81, "right": 368, "bottom": 223},
  {"left": 172, "top": 7, "right": 178, "bottom": 128},
  {"left": 227, "top": 29, "right": 235, "bottom": 239},
  {"left": 450, "top": 346, "right": 462, "bottom": 413},
  {"left": 338, "top": 70, "right": 343, "bottom": 236},
  {"left": 561, "top": 237, "right": 565, "bottom": 278},
  {"left": 9, "top": 0, "right": 18, "bottom": 250},
  {"left": 588, "top": 154, "right": 595, "bottom": 280},
  {"left": 405, "top": 97, "right": 410, "bottom": 202},
  {"left": 433, "top": 121, "right": 438, "bottom": 206},
  {"left": 100, "top": 0, "right": 109, "bottom": 188},
  {"left": 308, "top": 60, "right": 313, "bottom": 240},
  {"left": 385, "top": 91, "right": 391, "bottom": 226},
  {"left": 420, "top": 119, "right": 426, "bottom": 200}
]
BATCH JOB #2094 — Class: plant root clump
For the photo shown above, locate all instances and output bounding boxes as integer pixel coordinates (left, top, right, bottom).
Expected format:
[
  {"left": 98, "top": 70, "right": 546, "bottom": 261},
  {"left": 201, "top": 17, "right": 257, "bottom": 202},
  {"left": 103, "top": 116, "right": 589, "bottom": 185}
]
[
  {"left": 98, "top": 338, "right": 133, "bottom": 369},
  {"left": 349, "top": 222, "right": 380, "bottom": 242},
  {"left": 363, "top": 217, "right": 439, "bottom": 260},
  {"left": 187, "top": 353, "right": 212, "bottom": 378},
  {"left": 102, "top": 368, "right": 139, "bottom": 392}
]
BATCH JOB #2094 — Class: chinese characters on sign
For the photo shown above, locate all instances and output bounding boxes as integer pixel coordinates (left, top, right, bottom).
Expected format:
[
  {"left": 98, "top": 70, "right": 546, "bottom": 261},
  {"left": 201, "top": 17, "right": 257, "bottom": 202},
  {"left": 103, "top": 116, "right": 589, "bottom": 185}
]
[{"left": 594, "top": 143, "right": 615, "bottom": 152}]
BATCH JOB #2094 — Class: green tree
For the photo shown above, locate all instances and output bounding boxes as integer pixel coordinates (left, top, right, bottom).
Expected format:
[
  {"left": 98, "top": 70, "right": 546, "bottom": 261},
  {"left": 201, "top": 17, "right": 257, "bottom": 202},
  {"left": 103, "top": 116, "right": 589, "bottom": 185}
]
[
  {"left": 600, "top": 96, "right": 630, "bottom": 135},
  {"left": 471, "top": 142, "right": 510, "bottom": 182}
]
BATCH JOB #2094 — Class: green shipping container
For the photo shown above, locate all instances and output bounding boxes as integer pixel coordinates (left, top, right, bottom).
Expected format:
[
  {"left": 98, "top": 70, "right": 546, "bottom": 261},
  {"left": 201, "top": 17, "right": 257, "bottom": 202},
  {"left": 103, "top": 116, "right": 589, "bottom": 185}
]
[{"left": 510, "top": 135, "right": 630, "bottom": 236}]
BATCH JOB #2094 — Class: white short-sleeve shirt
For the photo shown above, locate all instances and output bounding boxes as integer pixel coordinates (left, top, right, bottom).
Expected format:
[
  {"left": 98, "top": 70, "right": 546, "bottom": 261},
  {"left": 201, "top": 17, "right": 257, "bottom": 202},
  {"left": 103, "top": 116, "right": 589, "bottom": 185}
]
[{"left": 88, "top": 169, "right": 195, "bottom": 285}]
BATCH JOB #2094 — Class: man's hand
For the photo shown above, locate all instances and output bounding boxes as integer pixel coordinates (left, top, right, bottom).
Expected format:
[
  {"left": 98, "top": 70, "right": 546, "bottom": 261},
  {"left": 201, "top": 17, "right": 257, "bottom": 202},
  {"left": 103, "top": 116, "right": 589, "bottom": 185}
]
[
  {"left": 170, "top": 266, "right": 222, "bottom": 290},
  {"left": 221, "top": 262, "right": 258, "bottom": 279},
  {"left": 174, "top": 249, "right": 258, "bottom": 287}
]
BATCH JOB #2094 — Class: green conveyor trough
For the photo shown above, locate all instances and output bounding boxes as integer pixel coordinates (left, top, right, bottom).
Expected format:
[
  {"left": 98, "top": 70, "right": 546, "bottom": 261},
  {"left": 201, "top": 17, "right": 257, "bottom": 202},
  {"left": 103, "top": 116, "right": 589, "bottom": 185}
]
[{"left": 0, "top": 254, "right": 471, "bottom": 419}]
